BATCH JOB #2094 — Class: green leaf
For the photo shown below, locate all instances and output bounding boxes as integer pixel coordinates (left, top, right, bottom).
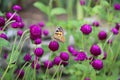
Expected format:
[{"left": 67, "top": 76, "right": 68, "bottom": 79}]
[
  {"left": 50, "top": 8, "right": 66, "bottom": 16},
  {"left": 0, "top": 38, "right": 10, "bottom": 47},
  {"left": 33, "top": 2, "right": 49, "bottom": 15}
]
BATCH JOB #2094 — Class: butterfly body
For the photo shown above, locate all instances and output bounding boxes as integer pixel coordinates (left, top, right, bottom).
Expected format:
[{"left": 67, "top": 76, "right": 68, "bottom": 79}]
[{"left": 53, "top": 27, "right": 65, "bottom": 43}]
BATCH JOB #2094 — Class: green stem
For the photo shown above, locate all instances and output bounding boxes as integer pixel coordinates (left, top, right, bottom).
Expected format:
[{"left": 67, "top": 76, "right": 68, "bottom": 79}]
[
  {"left": 15, "top": 62, "right": 28, "bottom": 80},
  {"left": 48, "top": 0, "right": 53, "bottom": 22},
  {"left": 81, "top": 72, "right": 86, "bottom": 80},
  {"left": 58, "top": 65, "right": 63, "bottom": 80},
  {"left": 82, "top": 33, "right": 84, "bottom": 50}
]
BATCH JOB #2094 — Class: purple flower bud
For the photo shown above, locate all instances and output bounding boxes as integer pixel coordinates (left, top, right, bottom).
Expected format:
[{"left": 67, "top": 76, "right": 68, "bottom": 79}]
[
  {"left": 13, "top": 15, "right": 22, "bottom": 22},
  {"left": 48, "top": 40, "right": 59, "bottom": 52},
  {"left": 91, "top": 59, "right": 103, "bottom": 70},
  {"left": 44, "top": 60, "right": 53, "bottom": 69},
  {"left": 80, "top": 24, "right": 92, "bottom": 35},
  {"left": 43, "top": 29, "right": 49, "bottom": 36},
  {"left": 80, "top": 0, "right": 85, "bottom": 6},
  {"left": 61, "top": 61, "right": 68, "bottom": 66},
  {"left": 12, "top": 5, "right": 22, "bottom": 11},
  {"left": 98, "top": 31, "right": 107, "bottom": 40},
  {"left": 30, "top": 25, "right": 42, "bottom": 40},
  {"left": 90, "top": 44, "right": 101, "bottom": 56},
  {"left": 16, "top": 69, "right": 24, "bottom": 78},
  {"left": 107, "top": 39, "right": 113, "bottom": 44},
  {"left": 34, "top": 38, "right": 42, "bottom": 44},
  {"left": 115, "top": 23, "right": 120, "bottom": 30},
  {"left": 67, "top": 45, "right": 75, "bottom": 53},
  {"left": 53, "top": 56, "right": 62, "bottom": 65},
  {"left": 60, "top": 52, "right": 69, "bottom": 61},
  {"left": 31, "top": 61, "right": 40, "bottom": 70},
  {"left": 39, "top": 21, "right": 45, "bottom": 27},
  {"left": 6, "top": 12, "right": 13, "bottom": 20},
  {"left": 3, "top": 53, "right": 8, "bottom": 59},
  {"left": 17, "top": 30, "right": 23, "bottom": 36},
  {"left": 34, "top": 47, "right": 44, "bottom": 57},
  {"left": 114, "top": 3, "right": 120, "bottom": 10},
  {"left": 0, "top": 33, "right": 8, "bottom": 40},
  {"left": 71, "top": 50, "right": 78, "bottom": 56},
  {"left": 111, "top": 27, "right": 119, "bottom": 35},
  {"left": 74, "top": 51, "right": 87, "bottom": 61},
  {"left": 84, "top": 77, "right": 91, "bottom": 80},
  {"left": 11, "top": 22, "right": 19, "bottom": 28},
  {"left": 18, "top": 22, "right": 24, "bottom": 28},
  {"left": 103, "top": 52, "right": 107, "bottom": 60},
  {"left": 92, "top": 21, "right": 99, "bottom": 27},
  {"left": 0, "top": 16, "right": 5, "bottom": 27},
  {"left": 24, "top": 53, "right": 32, "bottom": 62}
]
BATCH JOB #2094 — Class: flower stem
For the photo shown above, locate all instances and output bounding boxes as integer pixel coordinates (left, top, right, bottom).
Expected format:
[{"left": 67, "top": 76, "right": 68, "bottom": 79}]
[{"left": 82, "top": 33, "right": 84, "bottom": 50}]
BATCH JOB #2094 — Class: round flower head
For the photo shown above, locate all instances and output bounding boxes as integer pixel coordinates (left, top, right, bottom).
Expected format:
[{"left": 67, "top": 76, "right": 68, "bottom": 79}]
[
  {"left": 13, "top": 15, "right": 22, "bottom": 22},
  {"left": 31, "top": 61, "right": 40, "bottom": 70},
  {"left": 107, "top": 39, "right": 113, "bottom": 45},
  {"left": 30, "top": 24, "right": 42, "bottom": 40},
  {"left": 24, "top": 53, "right": 32, "bottom": 62},
  {"left": 43, "top": 29, "right": 49, "bottom": 36},
  {"left": 80, "top": 0, "right": 85, "bottom": 6},
  {"left": 71, "top": 50, "right": 79, "bottom": 56},
  {"left": 48, "top": 40, "right": 59, "bottom": 52},
  {"left": 80, "top": 24, "right": 92, "bottom": 35},
  {"left": 103, "top": 52, "right": 107, "bottom": 60},
  {"left": 53, "top": 56, "right": 62, "bottom": 65},
  {"left": 3, "top": 53, "right": 8, "bottom": 59},
  {"left": 90, "top": 44, "right": 101, "bottom": 56},
  {"left": 44, "top": 60, "right": 53, "bottom": 69},
  {"left": 11, "top": 22, "right": 19, "bottom": 28},
  {"left": 115, "top": 23, "right": 120, "bottom": 30},
  {"left": 0, "top": 16, "right": 5, "bottom": 27},
  {"left": 91, "top": 59, "right": 103, "bottom": 70},
  {"left": 34, "top": 47, "right": 44, "bottom": 57},
  {"left": 98, "top": 31, "right": 107, "bottom": 40},
  {"left": 34, "top": 38, "right": 42, "bottom": 45},
  {"left": 16, "top": 69, "right": 24, "bottom": 78},
  {"left": 92, "top": 21, "right": 99, "bottom": 27},
  {"left": 39, "top": 21, "right": 45, "bottom": 27},
  {"left": 18, "top": 22, "right": 24, "bottom": 28},
  {"left": 67, "top": 45, "right": 74, "bottom": 53},
  {"left": 12, "top": 5, "right": 22, "bottom": 11},
  {"left": 61, "top": 61, "right": 69, "bottom": 66},
  {"left": 111, "top": 27, "right": 119, "bottom": 35},
  {"left": 114, "top": 3, "right": 120, "bottom": 10},
  {"left": 84, "top": 77, "right": 91, "bottom": 80},
  {"left": 17, "top": 30, "right": 23, "bottom": 37},
  {"left": 60, "top": 52, "right": 69, "bottom": 61},
  {"left": 6, "top": 12, "right": 13, "bottom": 20},
  {"left": 0, "top": 33, "right": 8, "bottom": 40},
  {"left": 74, "top": 51, "right": 87, "bottom": 61}
]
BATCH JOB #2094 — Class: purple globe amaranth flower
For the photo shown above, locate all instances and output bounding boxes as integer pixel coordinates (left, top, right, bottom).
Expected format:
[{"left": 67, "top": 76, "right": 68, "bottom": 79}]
[
  {"left": 18, "top": 22, "right": 24, "bottom": 28},
  {"left": 17, "top": 30, "right": 23, "bottom": 36},
  {"left": 90, "top": 44, "right": 101, "bottom": 56},
  {"left": 103, "top": 52, "right": 107, "bottom": 60},
  {"left": 43, "top": 29, "right": 49, "bottom": 36},
  {"left": 61, "top": 61, "right": 69, "bottom": 66},
  {"left": 80, "top": 24, "right": 92, "bottom": 35},
  {"left": 91, "top": 59, "right": 103, "bottom": 70},
  {"left": 34, "top": 47, "right": 44, "bottom": 57},
  {"left": 107, "top": 39, "right": 113, "bottom": 45},
  {"left": 0, "top": 33, "right": 8, "bottom": 40},
  {"left": 84, "top": 77, "right": 91, "bottom": 80},
  {"left": 6, "top": 12, "right": 13, "bottom": 20},
  {"left": 30, "top": 24, "right": 42, "bottom": 40},
  {"left": 0, "top": 16, "right": 5, "bottom": 27},
  {"left": 34, "top": 38, "right": 42, "bottom": 44},
  {"left": 13, "top": 15, "right": 22, "bottom": 22},
  {"left": 92, "top": 21, "right": 99, "bottom": 27},
  {"left": 80, "top": 0, "right": 85, "bottom": 6},
  {"left": 68, "top": 45, "right": 74, "bottom": 53},
  {"left": 115, "top": 23, "right": 120, "bottom": 30},
  {"left": 111, "top": 27, "right": 119, "bottom": 35},
  {"left": 114, "top": 3, "right": 120, "bottom": 10},
  {"left": 3, "top": 53, "right": 8, "bottom": 59},
  {"left": 98, "top": 31, "right": 107, "bottom": 40},
  {"left": 11, "top": 22, "right": 19, "bottom": 28},
  {"left": 53, "top": 56, "right": 62, "bottom": 65},
  {"left": 39, "top": 21, "right": 45, "bottom": 27},
  {"left": 31, "top": 61, "right": 40, "bottom": 70},
  {"left": 16, "top": 69, "right": 24, "bottom": 78},
  {"left": 48, "top": 40, "right": 59, "bottom": 52},
  {"left": 74, "top": 51, "right": 87, "bottom": 61},
  {"left": 24, "top": 53, "right": 32, "bottom": 62},
  {"left": 44, "top": 60, "right": 53, "bottom": 69},
  {"left": 60, "top": 52, "right": 69, "bottom": 61},
  {"left": 71, "top": 50, "right": 79, "bottom": 56},
  {"left": 12, "top": 5, "right": 22, "bottom": 11}
]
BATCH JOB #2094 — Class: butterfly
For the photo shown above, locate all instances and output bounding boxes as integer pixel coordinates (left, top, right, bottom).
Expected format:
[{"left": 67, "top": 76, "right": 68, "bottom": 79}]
[{"left": 53, "top": 27, "right": 65, "bottom": 43}]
